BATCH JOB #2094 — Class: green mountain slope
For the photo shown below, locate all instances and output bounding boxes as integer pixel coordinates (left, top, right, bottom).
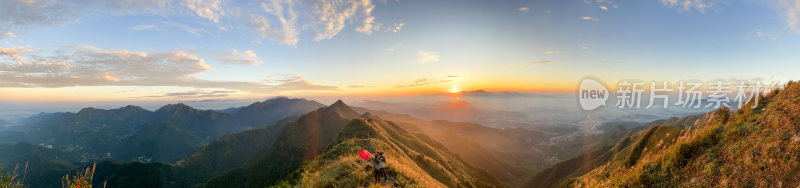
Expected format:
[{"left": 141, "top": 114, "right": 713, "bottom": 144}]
[
  {"left": 174, "top": 117, "right": 296, "bottom": 183},
  {"left": 114, "top": 122, "right": 203, "bottom": 162},
  {"left": 571, "top": 81, "right": 800, "bottom": 187},
  {"left": 0, "top": 143, "right": 85, "bottom": 188},
  {"left": 204, "top": 100, "right": 359, "bottom": 187}
]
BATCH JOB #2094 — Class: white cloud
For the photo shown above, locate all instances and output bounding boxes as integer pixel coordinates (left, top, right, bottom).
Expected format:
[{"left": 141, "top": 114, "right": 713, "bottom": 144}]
[
  {"left": 0, "top": 45, "right": 335, "bottom": 93},
  {"left": 660, "top": 0, "right": 712, "bottom": 12},
  {"left": 545, "top": 50, "right": 562, "bottom": 54},
  {"left": 0, "top": 0, "right": 74, "bottom": 33},
  {"left": 596, "top": 0, "right": 618, "bottom": 9},
  {"left": 519, "top": 7, "right": 531, "bottom": 12},
  {"left": 215, "top": 49, "right": 262, "bottom": 65},
  {"left": 249, "top": 0, "right": 300, "bottom": 46},
  {"left": 312, "top": 0, "right": 362, "bottom": 41},
  {"left": 131, "top": 25, "right": 159, "bottom": 31},
  {"left": 3, "top": 32, "right": 15, "bottom": 38},
  {"left": 258, "top": 73, "right": 338, "bottom": 91},
  {"left": 581, "top": 16, "right": 599, "bottom": 21},
  {"left": 0, "top": 46, "right": 32, "bottom": 63},
  {"left": 417, "top": 50, "right": 439, "bottom": 64},
  {"left": 182, "top": 0, "right": 224, "bottom": 22},
  {"left": 780, "top": 0, "right": 800, "bottom": 33},
  {"left": 355, "top": 16, "right": 379, "bottom": 35},
  {"left": 390, "top": 22, "right": 405, "bottom": 33},
  {"left": 0, "top": 0, "right": 225, "bottom": 36},
  {"left": 520, "top": 60, "right": 554, "bottom": 67},
  {"left": 0, "top": 0, "right": 398, "bottom": 46}
]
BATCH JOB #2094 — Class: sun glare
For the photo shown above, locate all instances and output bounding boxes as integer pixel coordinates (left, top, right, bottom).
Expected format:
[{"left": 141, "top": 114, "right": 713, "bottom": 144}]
[{"left": 451, "top": 86, "right": 459, "bottom": 93}]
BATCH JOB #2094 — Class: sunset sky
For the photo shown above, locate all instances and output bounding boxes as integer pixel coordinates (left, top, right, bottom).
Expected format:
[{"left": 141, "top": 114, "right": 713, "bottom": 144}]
[{"left": 1, "top": 0, "right": 799, "bottom": 101}]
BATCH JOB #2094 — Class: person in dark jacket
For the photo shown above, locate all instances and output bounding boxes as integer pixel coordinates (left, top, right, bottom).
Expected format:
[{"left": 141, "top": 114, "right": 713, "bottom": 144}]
[{"left": 373, "top": 152, "right": 387, "bottom": 182}]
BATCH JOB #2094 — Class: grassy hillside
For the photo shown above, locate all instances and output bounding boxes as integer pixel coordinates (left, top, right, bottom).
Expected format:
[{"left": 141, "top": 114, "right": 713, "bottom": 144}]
[
  {"left": 572, "top": 81, "right": 800, "bottom": 187},
  {"left": 271, "top": 113, "right": 502, "bottom": 187},
  {"left": 523, "top": 110, "right": 719, "bottom": 188}
]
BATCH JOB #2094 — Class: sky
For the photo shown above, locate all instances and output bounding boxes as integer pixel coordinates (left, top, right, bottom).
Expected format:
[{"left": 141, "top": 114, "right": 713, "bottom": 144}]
[{"left": 1, "top": 0, "right": 799, "bottom": 102}]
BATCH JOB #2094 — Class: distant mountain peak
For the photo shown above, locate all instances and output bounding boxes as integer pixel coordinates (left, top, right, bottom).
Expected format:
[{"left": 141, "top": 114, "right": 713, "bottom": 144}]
[
  {"left": 77, "top": 107, "right": 98, "bottom": 113},
  {"left": 157, "top": 103, "right": 196, "bottom": 113},
  {"left": 318, "top": 100, "right": 359, "bottom": 119},
  {"left": 332, "top": 99, "right": 345, "bottom": 106},
  {"left": 264, "top": 96, "right": 290, "bottom": 102},
  {"left": 120, "top": 105, "right": 146, "bottom": 111}
]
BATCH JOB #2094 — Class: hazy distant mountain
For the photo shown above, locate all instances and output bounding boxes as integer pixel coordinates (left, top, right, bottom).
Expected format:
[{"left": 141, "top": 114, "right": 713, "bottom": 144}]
[
  {"left": 219, "top": 97, "right": 326, "bottom": 127},
  {"left": 0, "top": 97, "right": 327, "bottom": 163}
]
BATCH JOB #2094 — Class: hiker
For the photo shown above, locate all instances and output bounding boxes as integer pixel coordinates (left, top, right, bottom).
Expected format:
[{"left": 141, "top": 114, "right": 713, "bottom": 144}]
[
  {"left": 377, "top": 152, "right": 387, "bottom": 181},
  {"left": 373, "top": 151, "right": 387, "bottom": 182}
]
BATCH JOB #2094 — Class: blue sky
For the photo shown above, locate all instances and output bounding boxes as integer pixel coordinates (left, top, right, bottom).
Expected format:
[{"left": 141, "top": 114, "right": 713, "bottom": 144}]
[{"left": 1, "top": 0, "right": 799, "bottom": 101}]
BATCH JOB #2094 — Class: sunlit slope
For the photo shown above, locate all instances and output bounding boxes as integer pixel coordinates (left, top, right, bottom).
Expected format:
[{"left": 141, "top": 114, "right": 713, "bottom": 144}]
[
  {"left": 573, "top": 81, "right": 800, "bottom": 187},
  {"left": 272, "top": 113, "right": 502, "bottom": 187}
]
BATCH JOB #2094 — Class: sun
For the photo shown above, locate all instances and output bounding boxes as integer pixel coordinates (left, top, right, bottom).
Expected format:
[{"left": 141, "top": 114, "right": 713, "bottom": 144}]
[{"left": 451, "top": 86, "right": 459, "bottom": 93}]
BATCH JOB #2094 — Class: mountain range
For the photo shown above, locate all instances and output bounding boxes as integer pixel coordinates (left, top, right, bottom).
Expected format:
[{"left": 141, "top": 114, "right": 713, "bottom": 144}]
[{"left": 4, "top": 82, "right": 800, "bottom": 187}]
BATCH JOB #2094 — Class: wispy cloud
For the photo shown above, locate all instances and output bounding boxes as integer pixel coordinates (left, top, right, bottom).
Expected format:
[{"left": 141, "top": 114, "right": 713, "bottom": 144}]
[
  {"left": 312, "top": 0, "right": 381, "bottom": 40},
  {"left": 0, "top": 46, "right": 32, "bottom": 63},
  {"left": 395, "top": 75, "right": 463, "bottom": 88},
  {"left": 519, "top": 7, "right": 531, "bottom": 12},
  {"left": 181, "top": 0, "right": 224, "bottom": 23},
  {"left": 660, "top": 0, "right": 713, "bottom": 12},
  {"left": 545, "top": 50, "right": 562, "bottom": 54},
  {"left": 0, "top": 0, "right": 225, "bottom": 35},
  {"left": 215, "top": 49, "right": 262, "bottom": 65},
  {"left": 507, "top": 60, "right": 554, "bottom": 68},
  {"left": 522, "top": 60, "right": 554, "bottom": 66},
  {"left": 131, "top": 25, "right": 159, "bottom": 31},
  {"left": 2, "top": 32, "right": 15, "bottom": 39},
  {"left": 780, "top": 0, "right": 800, "bottom": 34},
  {"left": 581, "top": 16, "right": 599, "bottom": 21},
  {"left": 0, "top": 0, "right": 399, "bottom": 45},
  {"left": 143, "top": 90, "right": 237, "bottom": 98},
  {"left": 417, "top": 50, "right": 440, "bottom": 63},
  {"left": 389, "top": 22, "right": 405, "bottom": 33}
]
